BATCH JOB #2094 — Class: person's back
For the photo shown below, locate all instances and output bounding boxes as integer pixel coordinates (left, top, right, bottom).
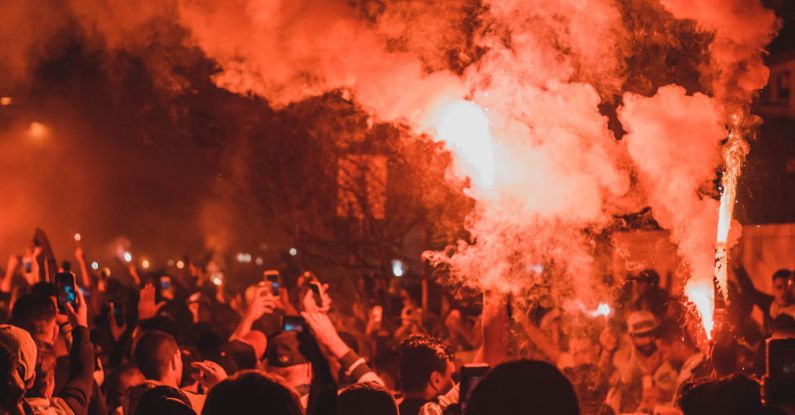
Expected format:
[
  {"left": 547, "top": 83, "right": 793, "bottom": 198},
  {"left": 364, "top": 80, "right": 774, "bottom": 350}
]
[
  {"left": 337, "top": 382, "right": 397, "bottom": 415},
  {"left": 201, "top": 370, "right": 302, "bottom": 415},
  {"left": 679, "top": 374, "right": 766, "bottom": 415},
  {"left": 465, "top": 360, "right": 579, "bottom": 415}
]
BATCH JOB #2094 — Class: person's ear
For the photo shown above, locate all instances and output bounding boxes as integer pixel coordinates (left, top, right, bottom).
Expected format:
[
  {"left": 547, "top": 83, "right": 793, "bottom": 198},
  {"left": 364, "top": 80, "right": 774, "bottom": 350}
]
[
  {"left": 429, "top": 370, "right": 442, "bottom": 390},
  {"left": 171, "top": 350, "right": 181, "bottom": 371}
]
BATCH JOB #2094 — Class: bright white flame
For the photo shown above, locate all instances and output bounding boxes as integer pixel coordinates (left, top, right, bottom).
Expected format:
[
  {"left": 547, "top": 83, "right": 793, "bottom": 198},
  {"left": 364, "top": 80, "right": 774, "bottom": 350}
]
[
  {"left": 123, "top": 252, "right": 132, "bottom": 263},
  {"left": 686, "top": 280, "right": 714, "bottom": 340},
  {"left": 90, "top": 261, "right": 99, "bottom": 270},
  {"left": 591, "top": 303, "right": 612, "bottom": 318},
  {"left": 73, "top": 233, "right": 82, "bottom": 242},
  {"left": 289, "top": 248, "right": 298, "bottom": 256},
  {"left": 27, "top": 122, "right": 49, "bottom": 139},
  {"left": 431, "top": 100, "right": 496, "bottom": 190},
  {"left": 141, "top": 259, "right": 150, "bottom": 269}
]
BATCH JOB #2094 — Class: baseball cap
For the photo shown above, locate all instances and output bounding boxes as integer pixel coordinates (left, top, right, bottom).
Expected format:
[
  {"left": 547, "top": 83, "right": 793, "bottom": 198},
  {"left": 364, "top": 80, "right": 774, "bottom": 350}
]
[
  {"left": 266, "top": 332, "right": 308, "bottom": 368},
  {"left": 0, "top": 324, "right": 37, "bottom": 384},
  {"left": 626, "top": 311, "right": 659, "bottom": 335}
]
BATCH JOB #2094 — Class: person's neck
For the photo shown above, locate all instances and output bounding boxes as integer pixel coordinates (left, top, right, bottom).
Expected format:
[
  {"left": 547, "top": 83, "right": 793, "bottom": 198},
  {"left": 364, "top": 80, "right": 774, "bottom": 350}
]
[
  {"left": 158, "top": 374, "right": 180, "bottom": 389},
  {"left": 404, "top": 388, "right": 436, "bottom": 401}
]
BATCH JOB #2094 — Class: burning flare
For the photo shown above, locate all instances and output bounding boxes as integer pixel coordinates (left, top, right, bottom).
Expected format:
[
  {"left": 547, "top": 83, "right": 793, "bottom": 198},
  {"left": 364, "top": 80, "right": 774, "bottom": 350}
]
[{"left": 430, "top": 100, "right": 496, "bottom": 192}]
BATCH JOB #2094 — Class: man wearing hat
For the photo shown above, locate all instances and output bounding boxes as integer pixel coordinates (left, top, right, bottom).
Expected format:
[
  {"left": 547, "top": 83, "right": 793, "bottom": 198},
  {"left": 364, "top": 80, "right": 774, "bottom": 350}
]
[
  {"left": 264, "top": 331, "right": 312, "bottom": 408},
  {"left": 606, "top": 311, "right": 671, "bottom": 414}
]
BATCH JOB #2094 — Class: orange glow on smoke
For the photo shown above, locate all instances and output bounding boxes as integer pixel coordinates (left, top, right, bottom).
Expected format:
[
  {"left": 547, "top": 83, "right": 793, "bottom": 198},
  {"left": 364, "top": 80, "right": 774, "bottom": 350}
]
[{"left": 430, "top": 100, "right": 496, "bottom": 192}]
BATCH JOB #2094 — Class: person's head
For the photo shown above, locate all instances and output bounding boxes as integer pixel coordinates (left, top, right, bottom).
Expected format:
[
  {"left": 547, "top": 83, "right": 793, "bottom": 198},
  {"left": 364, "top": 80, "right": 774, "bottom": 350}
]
[
  {"left": 627, "top": 311, "right": 659, "bottom": 356},
  {"left": 265, "top": 332, "right": 311, "bottom": 393},
  {"left": 0, "top": 342, "right": 26, "bottom": 414},
  {"left": 10, "top": 294, "right": 58, "bottom": 346},
  {"left": 133, "top": 330, "right": 182, "bottom": 387},
  {"left": 466, "top": 360, "right": 579, "bottom": 415},
  {"left": 134, "top": 385, "right": 195, "bottom": 415},
  {"left": 202, "top": 370, "right": 302, "bottom": 415},
  {"left": 337, "top": 382, "right": 397, "bottom": 415},
  {"left": 0, "top": 325, "right": 38, "bottom": 391},
  {"left": 679, "top": 374, "right": 763, "bottom": 415},
  {"left": 772, "top": 269, "right": 793, "bottom": 305},
  {"left": 631, "top": 269, "right": 659, "bottom": 296},
  {"left": 398, "top": 334, "right": 454, "bottom": 399},
  {"left": 106, "top": 364, "right": 146, "bottom": 411},
  {"left": 28, "top": 342, "right": 56, "bottom": 400}
]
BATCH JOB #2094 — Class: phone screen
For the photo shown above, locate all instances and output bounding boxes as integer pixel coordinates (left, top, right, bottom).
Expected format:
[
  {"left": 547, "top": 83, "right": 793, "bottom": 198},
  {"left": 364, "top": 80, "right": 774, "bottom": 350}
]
[
  {"left": 264, "top": 271, "right": 280, "bottom": 296},
  {"left": 309, "top": 282, "right": 322, "bottom": 307},
  {"left": 160, "top": 276, "right": 174, "bottom": 300},
  {"left": 55, "top": 272, "right": 77, "bottom": 313},
  {"left": 460, "top": 364, "right": 490, "bottom": 412},
  {"left": 282, "top": 315, "right": 305, "bottom": 333}
]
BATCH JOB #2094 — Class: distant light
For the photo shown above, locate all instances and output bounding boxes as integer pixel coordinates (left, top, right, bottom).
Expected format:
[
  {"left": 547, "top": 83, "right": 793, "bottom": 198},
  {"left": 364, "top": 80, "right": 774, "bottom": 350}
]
[
  {"left": 212, "top": 275, "right": 223, "bottom": 286},
  {"left": 167, "top": 259, "right": 175, "bottom": 267},
  {"left": 73, "top": 233, "right": 82, "bottom": 242},
  {"left": 176, "top": 260, "right": 185, "bottom": 269},
  {"left": 123, "top": 252, "right": 132, "bottom": 263},
  {"left": 27, "top": 122, "right": 49, "bottom": 139},
  {"left": 391, "top": 259, "right": 405, "bottom": 278},
  {"left": 141, "top": 259, "right": 150, "bottom": 269},
  {"left": 236, "top": 253, "right": 252, "bottom": 263},
  {"left": 255, "top": 257, "right": 263, "bottom": 265},
  {"left": 0, "top": 97, "right": 11, "bottom": 106},
  {"left": 289, "top": 248, "right": 298, "bottom": 256},
  {"left": 90, "top": 261, "right": 99, "bottom": 270},
  {"left": 532, "top": 264, "right": 544, "bottom": 274}
]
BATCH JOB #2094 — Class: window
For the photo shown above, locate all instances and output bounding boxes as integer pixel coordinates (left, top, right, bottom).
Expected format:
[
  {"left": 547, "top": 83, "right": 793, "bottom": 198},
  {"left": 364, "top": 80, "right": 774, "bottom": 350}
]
[{"left": 777, "top": 71, "right": 790, "bottom": 101}]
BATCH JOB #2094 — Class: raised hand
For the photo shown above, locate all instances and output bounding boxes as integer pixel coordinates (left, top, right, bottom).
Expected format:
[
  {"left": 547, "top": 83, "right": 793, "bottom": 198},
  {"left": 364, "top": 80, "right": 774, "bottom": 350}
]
[
  {"left": 138, "top": 284, "right": 165, "bottom": 320},
  {"left": 191, "top": 360, "right": 228, "bottom": 390}
]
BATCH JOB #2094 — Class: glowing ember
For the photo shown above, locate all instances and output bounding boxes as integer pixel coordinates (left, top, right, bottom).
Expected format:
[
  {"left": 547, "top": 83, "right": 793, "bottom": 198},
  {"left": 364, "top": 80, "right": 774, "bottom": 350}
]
[
  {"left": 686, "top": 279, "right": 715, "bottom": 340},
  {"left": 430, "top": 100, "right": 496, "bottom": 191}
]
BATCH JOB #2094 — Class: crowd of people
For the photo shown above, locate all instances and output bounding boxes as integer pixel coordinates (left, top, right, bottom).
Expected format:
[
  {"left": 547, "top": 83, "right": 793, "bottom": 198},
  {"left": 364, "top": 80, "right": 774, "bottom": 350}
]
[{"left": 0, "top": 233, "right": 793, "bottom": 415}]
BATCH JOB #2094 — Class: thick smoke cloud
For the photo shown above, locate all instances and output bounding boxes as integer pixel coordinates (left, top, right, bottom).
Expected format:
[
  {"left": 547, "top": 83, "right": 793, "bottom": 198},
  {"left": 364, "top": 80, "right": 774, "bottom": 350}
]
[{"left": 0, "top": 0, "right": 780, "bottom": 323}]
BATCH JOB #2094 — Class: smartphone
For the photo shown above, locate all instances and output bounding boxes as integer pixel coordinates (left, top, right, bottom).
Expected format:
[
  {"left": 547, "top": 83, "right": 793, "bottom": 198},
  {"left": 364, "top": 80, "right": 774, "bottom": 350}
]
[
  {"left": 159, "top": 276, "right": 174, "bottom": 301},
  {"left": 264, "top": 270, "right": 280, "bottom": 296},
  {"left": 767, "top": 338, "right": 795, "bottom": 378},
  {"left": 460, "top": 364, "right": 490, "bottom": 412},
  {"left": 309, "top": 282, "right": 322, "bottom": 307},
  {"left": 55, "top": 272, "right": 77, "bottom": 313},
  {"left": 282, "top": 315, "right": 305, "bottom": 333},
  {"left": 23, "top": 259, "right": 32, "bottom": 273},
  {"left": 109, "top": 301, "right": 125, "bottom": 326}
]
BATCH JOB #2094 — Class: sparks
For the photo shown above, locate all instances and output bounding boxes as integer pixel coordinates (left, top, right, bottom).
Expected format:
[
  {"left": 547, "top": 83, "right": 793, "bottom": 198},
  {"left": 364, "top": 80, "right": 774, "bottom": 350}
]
[{"left": 713, "top": 112, "right": 749, "bottom": 299}]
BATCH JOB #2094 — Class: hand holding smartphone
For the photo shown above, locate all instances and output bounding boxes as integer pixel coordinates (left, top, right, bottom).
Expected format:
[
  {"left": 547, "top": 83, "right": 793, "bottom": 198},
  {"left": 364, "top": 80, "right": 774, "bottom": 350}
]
[
  {"left": 264, "top": 270, "right": 280, "bottom": 297},
  {"left": 55, "top": 272, "right": 78, "bottom": 314}
]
